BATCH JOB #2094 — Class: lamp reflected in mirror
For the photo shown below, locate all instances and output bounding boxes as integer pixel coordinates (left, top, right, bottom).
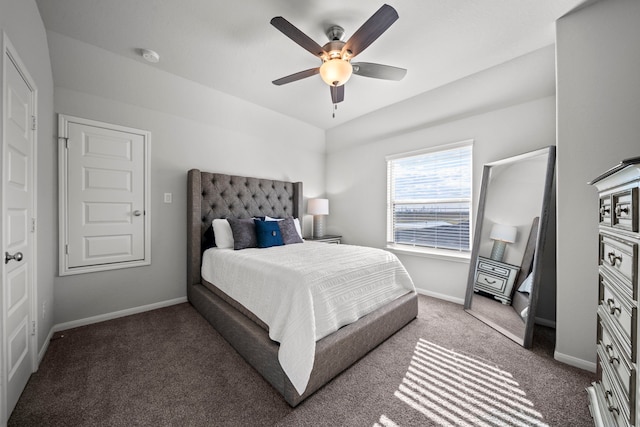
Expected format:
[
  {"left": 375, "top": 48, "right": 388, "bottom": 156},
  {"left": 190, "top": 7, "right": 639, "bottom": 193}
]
[
  {"left": 489, "top": 223, "right": 517, "bottom": 261},
  {"left": 464, "top": 146, "right": 556, "bottom": 348}
]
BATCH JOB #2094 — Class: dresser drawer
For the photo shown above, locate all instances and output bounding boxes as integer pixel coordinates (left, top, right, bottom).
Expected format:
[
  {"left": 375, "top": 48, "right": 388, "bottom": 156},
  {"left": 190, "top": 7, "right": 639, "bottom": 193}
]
[
  {"left": 588, "top": 382, "right": 620, "bottom": 427},
  {"left": 611, "top": 187, "right": 638, "bottom": 232},
  {"left": 600, "top": 365, "right": 632, "bottom": 427},
  {"left": 599, "top": 234, "right": 638, "bottom": 299},
  {"left": 599, "top": 276, "right": 636, "bottom": 360},
  {"left": 600, "top": 195, "right": 613, "bottom": 226},
  {"left": 598, "top": 322, "right": 635, "bottom": 406}
]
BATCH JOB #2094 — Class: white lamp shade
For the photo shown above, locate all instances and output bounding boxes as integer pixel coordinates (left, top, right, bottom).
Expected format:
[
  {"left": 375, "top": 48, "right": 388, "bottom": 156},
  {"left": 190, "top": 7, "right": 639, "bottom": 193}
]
[
  {"left": 319, "top": 59, "right": 352, "bottom": 86},
  {"left": 489, "top": 224, "right": 517, "bottom": 243},
  {"left": 308, "top": 198, "right": 329, "bottom": 215}
]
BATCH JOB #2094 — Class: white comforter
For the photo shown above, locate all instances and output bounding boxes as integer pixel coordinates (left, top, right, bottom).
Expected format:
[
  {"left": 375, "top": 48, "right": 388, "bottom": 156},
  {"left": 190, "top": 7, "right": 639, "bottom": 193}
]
[{"left": 201, "top": 241, "right": 415, "bottom": 395}]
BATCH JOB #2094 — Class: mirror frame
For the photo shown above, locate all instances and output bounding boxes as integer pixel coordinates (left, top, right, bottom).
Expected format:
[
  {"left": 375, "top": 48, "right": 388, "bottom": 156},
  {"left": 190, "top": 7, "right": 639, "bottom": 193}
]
[{"left": 463, "top": 146, "right": 556, "bottom": 348}]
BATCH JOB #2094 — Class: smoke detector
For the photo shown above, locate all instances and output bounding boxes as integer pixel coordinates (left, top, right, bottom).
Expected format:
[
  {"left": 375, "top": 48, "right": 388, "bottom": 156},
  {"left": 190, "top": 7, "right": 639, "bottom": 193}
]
[{"left": 140, "top": 49, "right": 160, "bottom": 63}]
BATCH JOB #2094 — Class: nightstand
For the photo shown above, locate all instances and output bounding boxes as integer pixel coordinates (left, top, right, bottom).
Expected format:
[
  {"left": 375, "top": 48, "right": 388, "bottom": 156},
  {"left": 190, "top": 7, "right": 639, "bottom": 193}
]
[
  {"left": 473, "top": 256, "right": 520, "bottom": 304},
  {"left": 305, "top": 235, "right": 342, "bottom": 244}
]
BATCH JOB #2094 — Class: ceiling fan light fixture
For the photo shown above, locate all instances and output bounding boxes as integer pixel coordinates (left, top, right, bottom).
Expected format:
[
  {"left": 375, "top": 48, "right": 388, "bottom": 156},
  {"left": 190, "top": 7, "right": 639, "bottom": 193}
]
[{"left": 319, "top": 59, "right": 352, "bottom": 86}]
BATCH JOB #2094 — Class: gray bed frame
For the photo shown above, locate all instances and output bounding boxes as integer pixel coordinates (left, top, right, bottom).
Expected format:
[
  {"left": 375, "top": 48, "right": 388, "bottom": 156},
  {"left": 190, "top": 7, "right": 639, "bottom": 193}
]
[{"left": 187, "top": 169, "right": 418, "bottom": 407}]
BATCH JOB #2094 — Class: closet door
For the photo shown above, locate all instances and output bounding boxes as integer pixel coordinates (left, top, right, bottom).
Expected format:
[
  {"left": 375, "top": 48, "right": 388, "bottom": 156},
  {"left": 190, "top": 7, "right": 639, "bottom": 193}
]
[{"left": 59, "top": 115, "right": 150, "bottom": 275}]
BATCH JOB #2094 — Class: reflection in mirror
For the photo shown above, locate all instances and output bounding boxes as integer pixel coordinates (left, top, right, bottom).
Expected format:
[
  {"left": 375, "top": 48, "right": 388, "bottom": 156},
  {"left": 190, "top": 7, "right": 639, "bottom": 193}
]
[{"left": 464, "top": 146, "right": 556, "bottom": 348}]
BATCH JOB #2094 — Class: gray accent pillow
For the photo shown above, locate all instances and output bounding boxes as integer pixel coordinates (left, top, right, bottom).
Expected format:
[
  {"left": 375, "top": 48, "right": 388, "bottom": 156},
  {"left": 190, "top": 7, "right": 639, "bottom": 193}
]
[
  {"left": 278, "top": 217, "right": 303, "bottom": 245},
  {"left": 227, "top": 218, "right": 257, "bottom": 250}
]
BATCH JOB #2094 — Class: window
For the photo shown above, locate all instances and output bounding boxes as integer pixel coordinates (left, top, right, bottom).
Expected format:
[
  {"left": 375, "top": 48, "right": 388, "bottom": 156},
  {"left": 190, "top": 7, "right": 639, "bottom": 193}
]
[{"left": 386, "top": 140, "right": 472, "bottom": 253}]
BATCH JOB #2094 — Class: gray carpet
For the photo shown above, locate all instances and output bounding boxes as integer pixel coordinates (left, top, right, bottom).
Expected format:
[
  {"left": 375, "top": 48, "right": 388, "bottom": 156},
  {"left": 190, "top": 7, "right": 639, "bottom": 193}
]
[{"left": 9, "top": 295, "right": 596, "bottom": 426}]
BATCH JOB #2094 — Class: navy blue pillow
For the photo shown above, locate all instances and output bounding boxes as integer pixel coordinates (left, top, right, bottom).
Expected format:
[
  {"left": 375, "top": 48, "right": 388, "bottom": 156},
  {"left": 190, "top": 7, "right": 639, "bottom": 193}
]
[
  {"left": 201, "top": 224, "right": 216, "bottom": 252},
  {"left": 254, "top": 219, "right": 284, "bottom": 248}
]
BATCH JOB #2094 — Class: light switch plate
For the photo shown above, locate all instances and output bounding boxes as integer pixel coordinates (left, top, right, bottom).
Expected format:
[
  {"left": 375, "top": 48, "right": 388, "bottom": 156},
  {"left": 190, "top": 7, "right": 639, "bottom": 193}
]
[{"left": 164, "top": 193, "right": 172, "bottom": 203}]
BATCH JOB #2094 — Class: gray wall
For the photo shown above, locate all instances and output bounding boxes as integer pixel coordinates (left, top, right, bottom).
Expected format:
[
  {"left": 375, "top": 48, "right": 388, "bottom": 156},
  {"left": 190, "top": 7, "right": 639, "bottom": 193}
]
[
  {"left": 47, "top": 32, "right": 326, "bottom": 325},
  {"left": 555, "top": 0, "right": 640, "bottom": 368},
  {"left": 0, "top": 0, "right": 55, "bottom": 356},
  {"left": 325, "top": 46, "right": 558, "bottom": 325}
]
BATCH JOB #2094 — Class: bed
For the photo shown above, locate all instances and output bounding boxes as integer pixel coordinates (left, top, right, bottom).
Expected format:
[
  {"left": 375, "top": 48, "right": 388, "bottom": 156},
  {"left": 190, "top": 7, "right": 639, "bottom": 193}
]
[{"left": 187, "top": 169, "right": 418, "bottom": 407}]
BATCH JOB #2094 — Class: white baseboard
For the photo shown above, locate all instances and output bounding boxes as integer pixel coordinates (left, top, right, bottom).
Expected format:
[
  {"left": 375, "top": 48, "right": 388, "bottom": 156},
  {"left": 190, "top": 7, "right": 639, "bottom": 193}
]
[
  {"left": 52, "top": 296, "right": 188, "bottom": 334},
  {"left": 415, "top": 288, "right": 464, "bottom": 305},
  {"left": 554, "top": 350, "right": 597, "bottom": 373}
]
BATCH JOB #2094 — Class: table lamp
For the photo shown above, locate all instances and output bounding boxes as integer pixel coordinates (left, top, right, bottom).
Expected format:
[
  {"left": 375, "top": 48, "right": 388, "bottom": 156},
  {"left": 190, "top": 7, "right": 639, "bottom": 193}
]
[
  {"left": 489, "top": 223, "right": 517, "bottom": 262},
  {"left": 308, "top": 198, "right": 329, "bottom": 238}
]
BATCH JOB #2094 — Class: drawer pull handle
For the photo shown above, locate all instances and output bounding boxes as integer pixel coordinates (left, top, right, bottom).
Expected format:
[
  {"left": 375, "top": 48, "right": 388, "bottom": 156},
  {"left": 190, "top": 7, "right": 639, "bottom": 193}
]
[
  {"left": 607, "top": 252, "right": 622, "bottom": 267},
  {"left": 600, "top": 206, "right": 611, "bottom": 215},
  {"left": 605, "top": 344, "right": 615, "bottom": 357},
  {"left": 605, "top": 390, "right": 620, "bottom": 416},
  {"left": 605, "top": 344, "right": 620, "bottom": 364},
  {"left": 615, "top": 205, "right": 629, "bottom": 216},
  {"left": 482, "top": 278, "right": 497, "bottom": 285},
  {"left": 607, "top": 298, "right": 621, "bottom": 316}
]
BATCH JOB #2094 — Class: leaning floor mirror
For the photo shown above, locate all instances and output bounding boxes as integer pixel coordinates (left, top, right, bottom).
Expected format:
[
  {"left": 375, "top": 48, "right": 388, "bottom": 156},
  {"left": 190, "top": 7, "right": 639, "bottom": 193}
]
[{"left": 464, "top": 146, "right": 556, "bottom": 348}]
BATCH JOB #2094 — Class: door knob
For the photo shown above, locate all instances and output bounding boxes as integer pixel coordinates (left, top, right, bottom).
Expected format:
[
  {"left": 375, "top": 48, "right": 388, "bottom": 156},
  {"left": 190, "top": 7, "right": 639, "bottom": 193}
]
[
  {"left": 5, "top": 251, "right": 23, "bottom": 264},
  {"left": 133, "top": 210, "right": 142, "bottom": 216}
]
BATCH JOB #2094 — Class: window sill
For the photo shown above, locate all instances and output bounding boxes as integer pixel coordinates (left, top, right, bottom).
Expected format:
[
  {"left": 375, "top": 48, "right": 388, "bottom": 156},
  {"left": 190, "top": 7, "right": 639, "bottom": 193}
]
[{"left": 386, "top": 244, "right": 471, "bottom": 264}]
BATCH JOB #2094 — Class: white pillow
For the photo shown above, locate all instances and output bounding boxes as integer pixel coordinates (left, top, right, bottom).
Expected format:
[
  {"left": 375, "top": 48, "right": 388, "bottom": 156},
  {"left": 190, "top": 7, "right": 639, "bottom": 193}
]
[
  {"left": 212, "top": 219, "right": 234, "bottom": 249},
  {"left": 518, "top": 273, "right": 533, "bottom": 294},
  {"left": 293, "top": 218, "right": 302, "bottom": 239},
  {"left": 266, "top": 216, "right": 303, "bottom": 239}
]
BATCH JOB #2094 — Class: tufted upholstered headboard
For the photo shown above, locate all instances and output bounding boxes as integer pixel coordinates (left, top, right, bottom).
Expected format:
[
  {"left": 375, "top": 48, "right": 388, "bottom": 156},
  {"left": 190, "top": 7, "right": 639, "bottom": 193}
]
[{"left": 187, "top": 169, "right": 303, "bottom": 288}]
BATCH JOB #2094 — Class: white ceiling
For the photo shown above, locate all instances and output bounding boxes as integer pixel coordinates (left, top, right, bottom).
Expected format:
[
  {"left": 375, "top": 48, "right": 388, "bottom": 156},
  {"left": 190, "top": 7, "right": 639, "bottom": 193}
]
[{"left": 35, "top": 0, "right": 586, "bottom": 130}]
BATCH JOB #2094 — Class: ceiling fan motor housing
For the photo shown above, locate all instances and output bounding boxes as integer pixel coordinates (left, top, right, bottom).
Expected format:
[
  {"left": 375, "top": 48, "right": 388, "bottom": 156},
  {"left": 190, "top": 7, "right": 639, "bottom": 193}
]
[{"left": 326, "top": 25, "right": 345, "bottom": 41}]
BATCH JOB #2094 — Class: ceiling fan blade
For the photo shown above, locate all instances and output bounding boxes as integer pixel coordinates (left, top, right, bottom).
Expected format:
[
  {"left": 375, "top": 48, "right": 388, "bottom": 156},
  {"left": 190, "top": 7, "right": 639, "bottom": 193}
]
[
  {"left": 330, "top": 85, "right": 345, "bottom": 104},
  {"left": 341, "top": 4, "right": 399, "bottom": 59},
  {"left": 272, "top": 68, "right": 320, "bottom": 86},
  {"left": 352, "top": 62, "right": 407, "bottom": 81},
  {"left": 270, "top": 16, "right": 325, "bottom": 58}
]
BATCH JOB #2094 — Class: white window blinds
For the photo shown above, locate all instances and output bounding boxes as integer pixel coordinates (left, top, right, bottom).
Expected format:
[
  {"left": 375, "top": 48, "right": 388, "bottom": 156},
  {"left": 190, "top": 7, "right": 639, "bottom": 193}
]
[{"left": 387, "top": 141, "right": 472, "bottom": 252}]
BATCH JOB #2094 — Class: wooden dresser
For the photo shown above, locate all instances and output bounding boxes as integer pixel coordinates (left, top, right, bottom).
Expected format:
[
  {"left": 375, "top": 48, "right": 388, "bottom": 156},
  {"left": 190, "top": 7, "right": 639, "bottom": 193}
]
[{"left": 588, "top": 158, "right": 640, "bottom": 427}]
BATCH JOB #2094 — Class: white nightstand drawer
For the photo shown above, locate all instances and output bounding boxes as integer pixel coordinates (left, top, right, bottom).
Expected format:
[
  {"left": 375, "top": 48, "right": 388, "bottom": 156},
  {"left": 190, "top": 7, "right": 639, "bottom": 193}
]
[
  {"left": 305, "top": 235, "right": 341, "bottom": 244},
  {"left": 477, "top": 260, "right": 510, "bottom": 277},
  {"left": 475, "top": 272, "right": 507, "bottom": 292}
]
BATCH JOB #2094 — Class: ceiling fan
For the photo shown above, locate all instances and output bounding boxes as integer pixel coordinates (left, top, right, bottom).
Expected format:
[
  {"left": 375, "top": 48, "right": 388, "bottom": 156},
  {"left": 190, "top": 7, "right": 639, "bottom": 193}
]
[{"left": 270, "top": 4, "right": 407, "bottom": 109}]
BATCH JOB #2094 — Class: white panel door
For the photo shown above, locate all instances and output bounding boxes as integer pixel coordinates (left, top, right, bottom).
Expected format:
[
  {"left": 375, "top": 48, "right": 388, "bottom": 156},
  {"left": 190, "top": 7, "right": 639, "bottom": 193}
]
[
  {"left": 2, "top": 45, "right": 36, "bottom": 422},
  {"left": 66, "top": 122, "right": 146, "bottom": 268}
]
